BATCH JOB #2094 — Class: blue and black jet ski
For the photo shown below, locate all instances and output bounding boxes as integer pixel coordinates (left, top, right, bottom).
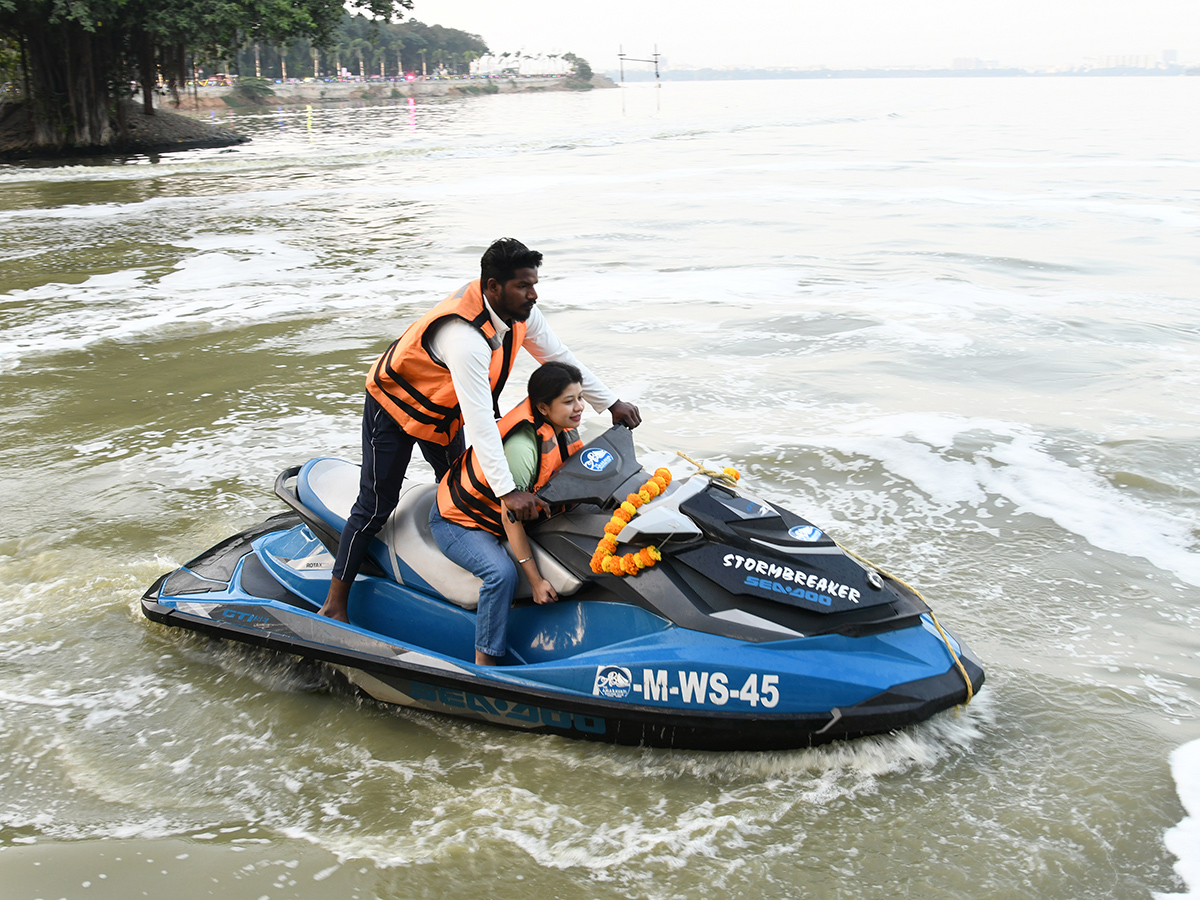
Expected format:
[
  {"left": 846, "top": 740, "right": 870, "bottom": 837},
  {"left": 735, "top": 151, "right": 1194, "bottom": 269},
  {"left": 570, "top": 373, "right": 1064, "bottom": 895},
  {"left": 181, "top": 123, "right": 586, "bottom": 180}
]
[{"left": 142, "top": 426, "right": 984, "bottom": 750}]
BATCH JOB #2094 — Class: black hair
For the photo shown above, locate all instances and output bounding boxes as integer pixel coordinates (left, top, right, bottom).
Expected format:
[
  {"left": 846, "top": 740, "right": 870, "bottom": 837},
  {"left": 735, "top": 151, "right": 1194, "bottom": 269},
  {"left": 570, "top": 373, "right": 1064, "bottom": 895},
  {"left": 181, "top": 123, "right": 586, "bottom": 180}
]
[
  {"left": 480, "top": 237, "right": 543, "bottom": 288},
  {"left": 528, "top": 361, "right": 583, "bottom": 416}
]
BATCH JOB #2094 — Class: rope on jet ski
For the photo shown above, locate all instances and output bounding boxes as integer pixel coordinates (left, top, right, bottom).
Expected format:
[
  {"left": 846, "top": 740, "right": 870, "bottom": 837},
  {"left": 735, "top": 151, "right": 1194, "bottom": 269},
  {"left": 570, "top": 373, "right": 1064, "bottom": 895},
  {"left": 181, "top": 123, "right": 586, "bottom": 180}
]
[
  {"left": 674, "top": 452, "right": 742, "bottom": 486},
  {"left": 835, "top": 543, "right": 974, "bottom": 703},
  {"left": 927, "top": 611, "right": 975, "bottom": 703}
]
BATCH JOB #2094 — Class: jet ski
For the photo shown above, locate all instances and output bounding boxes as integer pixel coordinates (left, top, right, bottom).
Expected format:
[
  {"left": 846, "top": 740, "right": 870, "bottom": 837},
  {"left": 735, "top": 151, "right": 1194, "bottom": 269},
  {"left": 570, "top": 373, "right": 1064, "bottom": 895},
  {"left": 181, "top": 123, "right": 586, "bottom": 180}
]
[{"left": 141, "top": 426, "right": 984, "bottom": 751}]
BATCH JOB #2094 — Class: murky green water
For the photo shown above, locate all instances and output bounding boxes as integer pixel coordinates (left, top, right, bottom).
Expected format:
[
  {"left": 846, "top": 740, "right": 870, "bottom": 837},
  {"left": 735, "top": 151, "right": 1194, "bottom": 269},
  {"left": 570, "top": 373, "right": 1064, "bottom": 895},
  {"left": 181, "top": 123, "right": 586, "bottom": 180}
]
[{"left": 2, "top": 78, "right": 1198, "bottom": 899}]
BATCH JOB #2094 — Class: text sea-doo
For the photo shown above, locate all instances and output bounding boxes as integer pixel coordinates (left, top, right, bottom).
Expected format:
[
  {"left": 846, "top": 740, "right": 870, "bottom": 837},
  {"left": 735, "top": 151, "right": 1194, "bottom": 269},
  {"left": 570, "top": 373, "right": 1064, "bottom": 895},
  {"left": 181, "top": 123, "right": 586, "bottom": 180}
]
[{"left": 142, "top": 427, "right": 984, "bottom": 751}]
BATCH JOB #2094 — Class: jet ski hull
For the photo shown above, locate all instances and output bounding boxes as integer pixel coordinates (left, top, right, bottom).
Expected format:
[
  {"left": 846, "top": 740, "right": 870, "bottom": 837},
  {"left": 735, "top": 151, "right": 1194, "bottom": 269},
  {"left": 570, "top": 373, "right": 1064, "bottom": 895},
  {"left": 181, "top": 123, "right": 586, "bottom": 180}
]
[{"left": 142, "top": 513, "right": 984, "bottom": 751}]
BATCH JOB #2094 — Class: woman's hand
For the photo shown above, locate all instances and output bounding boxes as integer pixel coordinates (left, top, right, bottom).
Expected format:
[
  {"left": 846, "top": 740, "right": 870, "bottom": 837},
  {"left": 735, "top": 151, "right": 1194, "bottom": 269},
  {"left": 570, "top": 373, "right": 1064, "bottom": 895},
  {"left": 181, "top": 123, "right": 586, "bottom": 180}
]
[{"left": 533, "top": 578, "right": 558, "bottom": 605}]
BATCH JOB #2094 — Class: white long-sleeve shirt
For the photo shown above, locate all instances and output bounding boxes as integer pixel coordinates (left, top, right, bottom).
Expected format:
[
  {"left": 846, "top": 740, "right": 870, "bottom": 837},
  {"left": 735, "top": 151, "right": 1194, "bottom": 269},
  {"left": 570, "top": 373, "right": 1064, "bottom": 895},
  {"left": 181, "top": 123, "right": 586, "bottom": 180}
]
[{"left": 427, "top": 297, "right": 618, "bottom": 498}]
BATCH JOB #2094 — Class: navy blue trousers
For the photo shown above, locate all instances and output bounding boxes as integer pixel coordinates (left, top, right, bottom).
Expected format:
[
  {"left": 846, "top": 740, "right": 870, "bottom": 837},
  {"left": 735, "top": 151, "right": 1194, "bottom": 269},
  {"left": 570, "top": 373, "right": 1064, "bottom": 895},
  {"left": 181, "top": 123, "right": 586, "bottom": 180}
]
[{"left": 331, "top": 394, "right": 462, "bottom": 583}]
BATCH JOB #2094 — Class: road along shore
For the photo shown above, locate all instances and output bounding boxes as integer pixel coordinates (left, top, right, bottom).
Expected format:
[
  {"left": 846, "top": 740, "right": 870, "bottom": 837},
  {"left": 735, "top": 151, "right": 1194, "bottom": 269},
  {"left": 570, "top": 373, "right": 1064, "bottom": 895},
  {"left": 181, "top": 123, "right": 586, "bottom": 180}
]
[{"left": 174, "top": 75, "right": 613, "bottom": 110}]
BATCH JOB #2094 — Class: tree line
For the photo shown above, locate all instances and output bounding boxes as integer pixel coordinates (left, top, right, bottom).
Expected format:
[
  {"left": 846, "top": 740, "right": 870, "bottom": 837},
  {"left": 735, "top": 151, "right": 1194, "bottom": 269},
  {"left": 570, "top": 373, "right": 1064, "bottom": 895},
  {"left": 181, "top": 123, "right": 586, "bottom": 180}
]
[
  {"left": 0, "top": 0, "right": 413, "bottom": 151},
  {"left": 216, "top": 16, "right": 489, "bottom": 83}
]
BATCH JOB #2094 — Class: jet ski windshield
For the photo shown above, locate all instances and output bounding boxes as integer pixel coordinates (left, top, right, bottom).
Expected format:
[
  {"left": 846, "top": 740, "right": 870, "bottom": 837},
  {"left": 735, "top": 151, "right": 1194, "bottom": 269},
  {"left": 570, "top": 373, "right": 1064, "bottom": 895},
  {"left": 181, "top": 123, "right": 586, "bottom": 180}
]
[{"left": 538, "top": 425, "right": 645, "bottom": 509}]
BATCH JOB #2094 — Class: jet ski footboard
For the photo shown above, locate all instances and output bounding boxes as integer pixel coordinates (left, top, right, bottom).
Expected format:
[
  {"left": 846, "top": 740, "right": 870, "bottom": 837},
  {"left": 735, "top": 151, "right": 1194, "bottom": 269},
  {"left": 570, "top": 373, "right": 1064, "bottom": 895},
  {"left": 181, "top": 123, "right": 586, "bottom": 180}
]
[{"left": 273, "top": 466, "right": 386, "bottom": 579}]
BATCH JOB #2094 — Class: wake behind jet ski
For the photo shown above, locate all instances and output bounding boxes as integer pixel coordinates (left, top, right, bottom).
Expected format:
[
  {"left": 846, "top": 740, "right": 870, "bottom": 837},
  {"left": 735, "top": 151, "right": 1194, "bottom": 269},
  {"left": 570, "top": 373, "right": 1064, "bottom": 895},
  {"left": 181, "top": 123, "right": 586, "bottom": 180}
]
[{"left": 142, "top": 426, "right": 984, "bottom": 751}]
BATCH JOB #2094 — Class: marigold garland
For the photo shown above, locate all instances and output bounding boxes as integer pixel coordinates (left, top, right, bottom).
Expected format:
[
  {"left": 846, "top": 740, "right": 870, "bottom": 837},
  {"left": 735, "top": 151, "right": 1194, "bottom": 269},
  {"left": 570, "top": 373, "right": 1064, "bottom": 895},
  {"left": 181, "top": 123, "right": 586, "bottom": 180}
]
[{"left": 590, "top": 467, "right": 672, "bottom": 576}]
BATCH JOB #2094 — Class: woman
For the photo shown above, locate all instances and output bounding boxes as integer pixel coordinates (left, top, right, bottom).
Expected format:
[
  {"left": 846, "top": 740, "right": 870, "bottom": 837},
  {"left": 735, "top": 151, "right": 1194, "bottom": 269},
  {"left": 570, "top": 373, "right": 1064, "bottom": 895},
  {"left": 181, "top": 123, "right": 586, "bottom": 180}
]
[{"left": 429, "top": 362, "right": 585, "bottom": 665}]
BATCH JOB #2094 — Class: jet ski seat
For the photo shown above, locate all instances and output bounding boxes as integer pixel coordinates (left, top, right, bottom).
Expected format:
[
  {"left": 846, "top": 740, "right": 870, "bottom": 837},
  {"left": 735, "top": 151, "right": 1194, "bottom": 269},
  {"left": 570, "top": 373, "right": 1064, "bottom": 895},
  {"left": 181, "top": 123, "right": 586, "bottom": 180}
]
[{"left": 296, "top": 457, "right": 582, "bottom": 610}]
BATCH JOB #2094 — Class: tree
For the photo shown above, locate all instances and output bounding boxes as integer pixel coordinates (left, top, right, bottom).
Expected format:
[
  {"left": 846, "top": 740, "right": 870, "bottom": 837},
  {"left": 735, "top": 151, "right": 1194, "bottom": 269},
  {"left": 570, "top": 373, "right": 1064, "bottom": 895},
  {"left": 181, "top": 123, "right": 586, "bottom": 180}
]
[
  {"left": 389, "top": 20, "right": 485, "bottom": 75},
  {"left": 0, "top": 0, "right": 411, "bottom": 152},
  {"left": 0, "top": 34, "right": 23, "bottom": 112},
  {"left": 563, "top": 52, "right": 593, "bottom": 82}
]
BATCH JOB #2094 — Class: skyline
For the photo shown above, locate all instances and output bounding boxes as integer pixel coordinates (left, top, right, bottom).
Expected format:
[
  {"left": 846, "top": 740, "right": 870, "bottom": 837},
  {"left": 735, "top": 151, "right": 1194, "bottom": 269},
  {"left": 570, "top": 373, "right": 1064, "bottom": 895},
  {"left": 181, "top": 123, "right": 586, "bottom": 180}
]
[{"left": 405, "top": 0, "right": 1200, "bottom": 72}]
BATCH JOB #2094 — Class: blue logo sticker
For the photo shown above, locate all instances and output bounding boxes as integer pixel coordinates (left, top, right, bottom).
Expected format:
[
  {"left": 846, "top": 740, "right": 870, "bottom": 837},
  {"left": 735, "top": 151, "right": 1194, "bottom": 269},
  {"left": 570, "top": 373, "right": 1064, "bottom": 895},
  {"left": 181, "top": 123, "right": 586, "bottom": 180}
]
[
  {"left": 593, "top": 665, "right": 633, "bottom": 699},
  {"left": 788, "top": 525, "right": 824, "bottom": 542},
  {"left": 582, "top": 449, "right": 614, "bottom": 472}
]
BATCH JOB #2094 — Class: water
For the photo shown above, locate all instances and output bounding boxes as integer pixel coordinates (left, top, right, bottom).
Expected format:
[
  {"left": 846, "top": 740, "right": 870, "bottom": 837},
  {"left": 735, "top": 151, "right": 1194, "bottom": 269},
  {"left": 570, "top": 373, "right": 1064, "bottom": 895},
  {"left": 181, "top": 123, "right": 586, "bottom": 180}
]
[{"left": 2, "top": 77, "right": 1199, "bottom": 899}]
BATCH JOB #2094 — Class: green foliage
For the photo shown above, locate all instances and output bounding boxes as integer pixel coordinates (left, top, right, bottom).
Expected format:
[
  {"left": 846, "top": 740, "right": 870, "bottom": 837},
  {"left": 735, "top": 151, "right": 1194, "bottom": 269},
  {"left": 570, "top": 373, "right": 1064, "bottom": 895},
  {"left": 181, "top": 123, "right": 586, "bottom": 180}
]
[
  {"left": 233, "top": 75, "right": 274, "bottom": 102},
  {"left": 0, "top": 0, "right": 412, "bottom": 148},
  {"left": 563, "top": 52, "right": 593, "bottom": 82},
  {"left": 454, "top": 81, "right": 499, "bottom": 96},
  {"left": 0, "top": 36, "right": 20, "bottom": 94},
  {"left": 330, "top": 15, "right": 488, "bottom": 77},
  {"left": 220, "top": 14, "right": 488, "bottom": 81}
]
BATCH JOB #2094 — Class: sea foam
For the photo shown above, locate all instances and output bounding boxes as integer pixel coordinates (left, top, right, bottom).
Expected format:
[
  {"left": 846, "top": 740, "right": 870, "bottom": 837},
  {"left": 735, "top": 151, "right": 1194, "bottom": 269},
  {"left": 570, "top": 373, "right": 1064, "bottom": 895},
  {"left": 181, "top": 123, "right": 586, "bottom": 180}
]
[
  {"left": 1157, "top": 738, "right": 1200, "bottom": 899},
  {"left": 792, "top": 413, "right": 1200, "bottom": 587}
]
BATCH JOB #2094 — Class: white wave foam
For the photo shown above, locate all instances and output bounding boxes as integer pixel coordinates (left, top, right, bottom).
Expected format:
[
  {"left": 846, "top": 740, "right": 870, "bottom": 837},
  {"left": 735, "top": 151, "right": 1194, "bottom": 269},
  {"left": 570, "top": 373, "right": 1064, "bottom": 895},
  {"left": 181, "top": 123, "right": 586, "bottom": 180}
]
[
  {"left": 0, "top": 255, "right": 813, "bottom": 369},
  {"left": 800, "top": 413, "right": 1200, "bottom": 586},
  {"left": 1157, "top": 738, "right": 1200, "bottom": 899},
  {"left": 0, "top": 233, "right": 407, "bottom": 368},
  {"left": 273, "top": 693, "right": 990, "bottom": 870},
  {"left": 110, "top": 408, "right": 363, "bottom": 490}
]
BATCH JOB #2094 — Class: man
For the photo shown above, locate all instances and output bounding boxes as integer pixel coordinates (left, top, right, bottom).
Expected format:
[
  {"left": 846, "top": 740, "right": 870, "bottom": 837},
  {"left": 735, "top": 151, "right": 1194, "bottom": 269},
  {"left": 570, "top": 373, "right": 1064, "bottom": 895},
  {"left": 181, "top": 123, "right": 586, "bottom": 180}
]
[{"left": 319, "top": 238, "right": 640, "bottom": 621}]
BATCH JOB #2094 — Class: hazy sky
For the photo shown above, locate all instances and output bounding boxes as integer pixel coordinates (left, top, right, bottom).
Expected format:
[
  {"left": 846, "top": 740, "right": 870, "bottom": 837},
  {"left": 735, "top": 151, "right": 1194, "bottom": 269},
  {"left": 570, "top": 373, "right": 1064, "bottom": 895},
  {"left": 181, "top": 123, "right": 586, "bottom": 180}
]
[{"left": 404, "top": 0, "right": 1200, "bottom": 70}]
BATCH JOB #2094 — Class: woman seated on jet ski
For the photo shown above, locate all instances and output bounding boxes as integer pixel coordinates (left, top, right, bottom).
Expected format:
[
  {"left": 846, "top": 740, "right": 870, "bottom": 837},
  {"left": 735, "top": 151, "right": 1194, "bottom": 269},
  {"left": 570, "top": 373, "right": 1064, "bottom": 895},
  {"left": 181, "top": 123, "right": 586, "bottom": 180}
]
[{"left": 429, "top": 361, "right": 585, "bottom": 666}]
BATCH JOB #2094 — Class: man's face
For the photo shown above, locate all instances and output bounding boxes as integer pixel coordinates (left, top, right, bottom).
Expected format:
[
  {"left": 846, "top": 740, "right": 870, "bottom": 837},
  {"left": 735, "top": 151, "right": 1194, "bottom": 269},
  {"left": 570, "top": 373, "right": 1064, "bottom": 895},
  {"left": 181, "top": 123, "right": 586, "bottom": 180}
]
[{"left": 488, "top": 267, "right": 539, "bottom": 323}]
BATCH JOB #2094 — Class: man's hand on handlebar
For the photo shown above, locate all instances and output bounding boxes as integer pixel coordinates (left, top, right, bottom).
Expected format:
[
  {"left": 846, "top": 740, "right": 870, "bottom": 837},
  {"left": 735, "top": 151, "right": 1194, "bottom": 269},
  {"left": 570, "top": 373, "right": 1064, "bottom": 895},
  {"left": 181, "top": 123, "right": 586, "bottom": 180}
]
[
  {"left": 502, "top": 490, "right": 550, "bottom": 522},
  {"left": 609, "top": 399, "right": 641, "bottom": 429}
]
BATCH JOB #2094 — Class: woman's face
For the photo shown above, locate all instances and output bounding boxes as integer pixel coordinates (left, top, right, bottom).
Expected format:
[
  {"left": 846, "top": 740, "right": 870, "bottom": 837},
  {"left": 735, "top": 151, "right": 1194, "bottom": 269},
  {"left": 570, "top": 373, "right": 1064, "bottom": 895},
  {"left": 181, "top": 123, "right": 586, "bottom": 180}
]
[{"left": 537, "top": 382, "right": 585, "bottom": 433}]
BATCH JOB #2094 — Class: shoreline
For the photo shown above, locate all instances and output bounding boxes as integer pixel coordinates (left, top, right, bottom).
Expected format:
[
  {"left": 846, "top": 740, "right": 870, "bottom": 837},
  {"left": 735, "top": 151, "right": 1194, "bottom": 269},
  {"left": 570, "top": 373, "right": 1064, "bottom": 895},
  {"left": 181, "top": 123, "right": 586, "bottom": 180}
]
[
  {"left": 167, "top": 74, "right": 614, "bottom": 110},
  {"left": 0, "top": 76, "right": 612, "bottom": 162}
]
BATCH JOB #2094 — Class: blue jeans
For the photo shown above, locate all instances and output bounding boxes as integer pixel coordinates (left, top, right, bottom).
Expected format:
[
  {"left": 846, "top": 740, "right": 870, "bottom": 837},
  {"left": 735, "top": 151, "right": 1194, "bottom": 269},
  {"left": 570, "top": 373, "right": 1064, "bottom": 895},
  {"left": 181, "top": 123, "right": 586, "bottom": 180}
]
[{"left": 428, "top": 504, "right": 518, "bottom": 659}]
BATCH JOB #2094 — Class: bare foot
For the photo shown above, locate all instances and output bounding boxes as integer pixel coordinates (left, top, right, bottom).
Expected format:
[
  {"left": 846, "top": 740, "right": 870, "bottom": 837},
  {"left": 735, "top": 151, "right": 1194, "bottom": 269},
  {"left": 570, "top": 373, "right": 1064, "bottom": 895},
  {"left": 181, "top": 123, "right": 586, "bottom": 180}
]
[
  {"left": 319, "top": 577, "right": 351, "bottom": 622},
  {"left": 475, "top": 651, "right": 500, "bottom": 666},
  {"left": 317, "top": 600, "right": 349, "bottom": 623}
]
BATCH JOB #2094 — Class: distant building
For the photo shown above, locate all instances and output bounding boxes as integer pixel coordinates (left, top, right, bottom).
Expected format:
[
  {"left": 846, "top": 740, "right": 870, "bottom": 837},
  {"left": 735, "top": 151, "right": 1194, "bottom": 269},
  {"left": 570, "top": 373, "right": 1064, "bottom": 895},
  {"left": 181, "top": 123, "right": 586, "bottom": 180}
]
[
  {"left": 952, "top": 57, "right": 1000, "bottom": 70},
  {"left": 470, "top": 53, "right": 571, "bottom": 77},
  {"left": 1098, "top": 54, "right": 1161, "bottom": 69}
]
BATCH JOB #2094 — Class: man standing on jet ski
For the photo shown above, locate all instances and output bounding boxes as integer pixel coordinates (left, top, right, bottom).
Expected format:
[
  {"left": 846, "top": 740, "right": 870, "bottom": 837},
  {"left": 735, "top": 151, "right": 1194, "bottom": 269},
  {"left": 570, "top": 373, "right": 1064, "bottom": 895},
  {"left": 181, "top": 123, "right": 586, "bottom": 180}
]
[{"left": 318, "top": 238, "right": 641, "bottom": 622}]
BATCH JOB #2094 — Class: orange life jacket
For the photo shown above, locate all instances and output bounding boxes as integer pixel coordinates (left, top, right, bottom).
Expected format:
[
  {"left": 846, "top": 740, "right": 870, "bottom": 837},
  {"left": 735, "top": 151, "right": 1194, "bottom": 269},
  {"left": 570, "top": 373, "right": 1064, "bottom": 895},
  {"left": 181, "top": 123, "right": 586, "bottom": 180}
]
[
  {"left": 366, "top": 280, "right": 527, "bottom": 446},
  {"left": 436, "top": 397, "right": 583, "bottom": 537}
]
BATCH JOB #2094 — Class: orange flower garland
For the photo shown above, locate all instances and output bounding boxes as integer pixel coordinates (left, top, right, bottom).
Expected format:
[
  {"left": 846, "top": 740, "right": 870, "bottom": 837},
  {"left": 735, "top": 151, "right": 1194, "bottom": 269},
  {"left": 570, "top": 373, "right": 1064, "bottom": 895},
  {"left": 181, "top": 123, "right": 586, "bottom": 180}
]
[{"left": 590, "top": 467, "right": 673, "bottom": 576}]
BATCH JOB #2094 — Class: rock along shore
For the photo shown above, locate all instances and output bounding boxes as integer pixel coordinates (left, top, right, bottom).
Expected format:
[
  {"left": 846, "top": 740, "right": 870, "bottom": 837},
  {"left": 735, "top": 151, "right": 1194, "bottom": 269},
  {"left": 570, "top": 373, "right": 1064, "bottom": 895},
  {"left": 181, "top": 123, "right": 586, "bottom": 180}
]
[{"left": 0, "top": 99, "right": 247, "bottom": 161}]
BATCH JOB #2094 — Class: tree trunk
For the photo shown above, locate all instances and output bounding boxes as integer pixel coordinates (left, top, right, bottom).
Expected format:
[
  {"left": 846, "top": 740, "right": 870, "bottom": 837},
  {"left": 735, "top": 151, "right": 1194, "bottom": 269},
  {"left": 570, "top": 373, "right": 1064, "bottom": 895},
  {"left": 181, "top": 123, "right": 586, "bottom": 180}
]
[
  {"left": 20, "top": 34, "right": 32, "bottom": 101},
  {"left": 137, "top": 28, "right": 157, "bottom": 116},
  {"left": 24, "top": 18, "right": 116, "bottom": 149},
  {"left": 161, "top": 42, "right": 185, "bottom": 108}
]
